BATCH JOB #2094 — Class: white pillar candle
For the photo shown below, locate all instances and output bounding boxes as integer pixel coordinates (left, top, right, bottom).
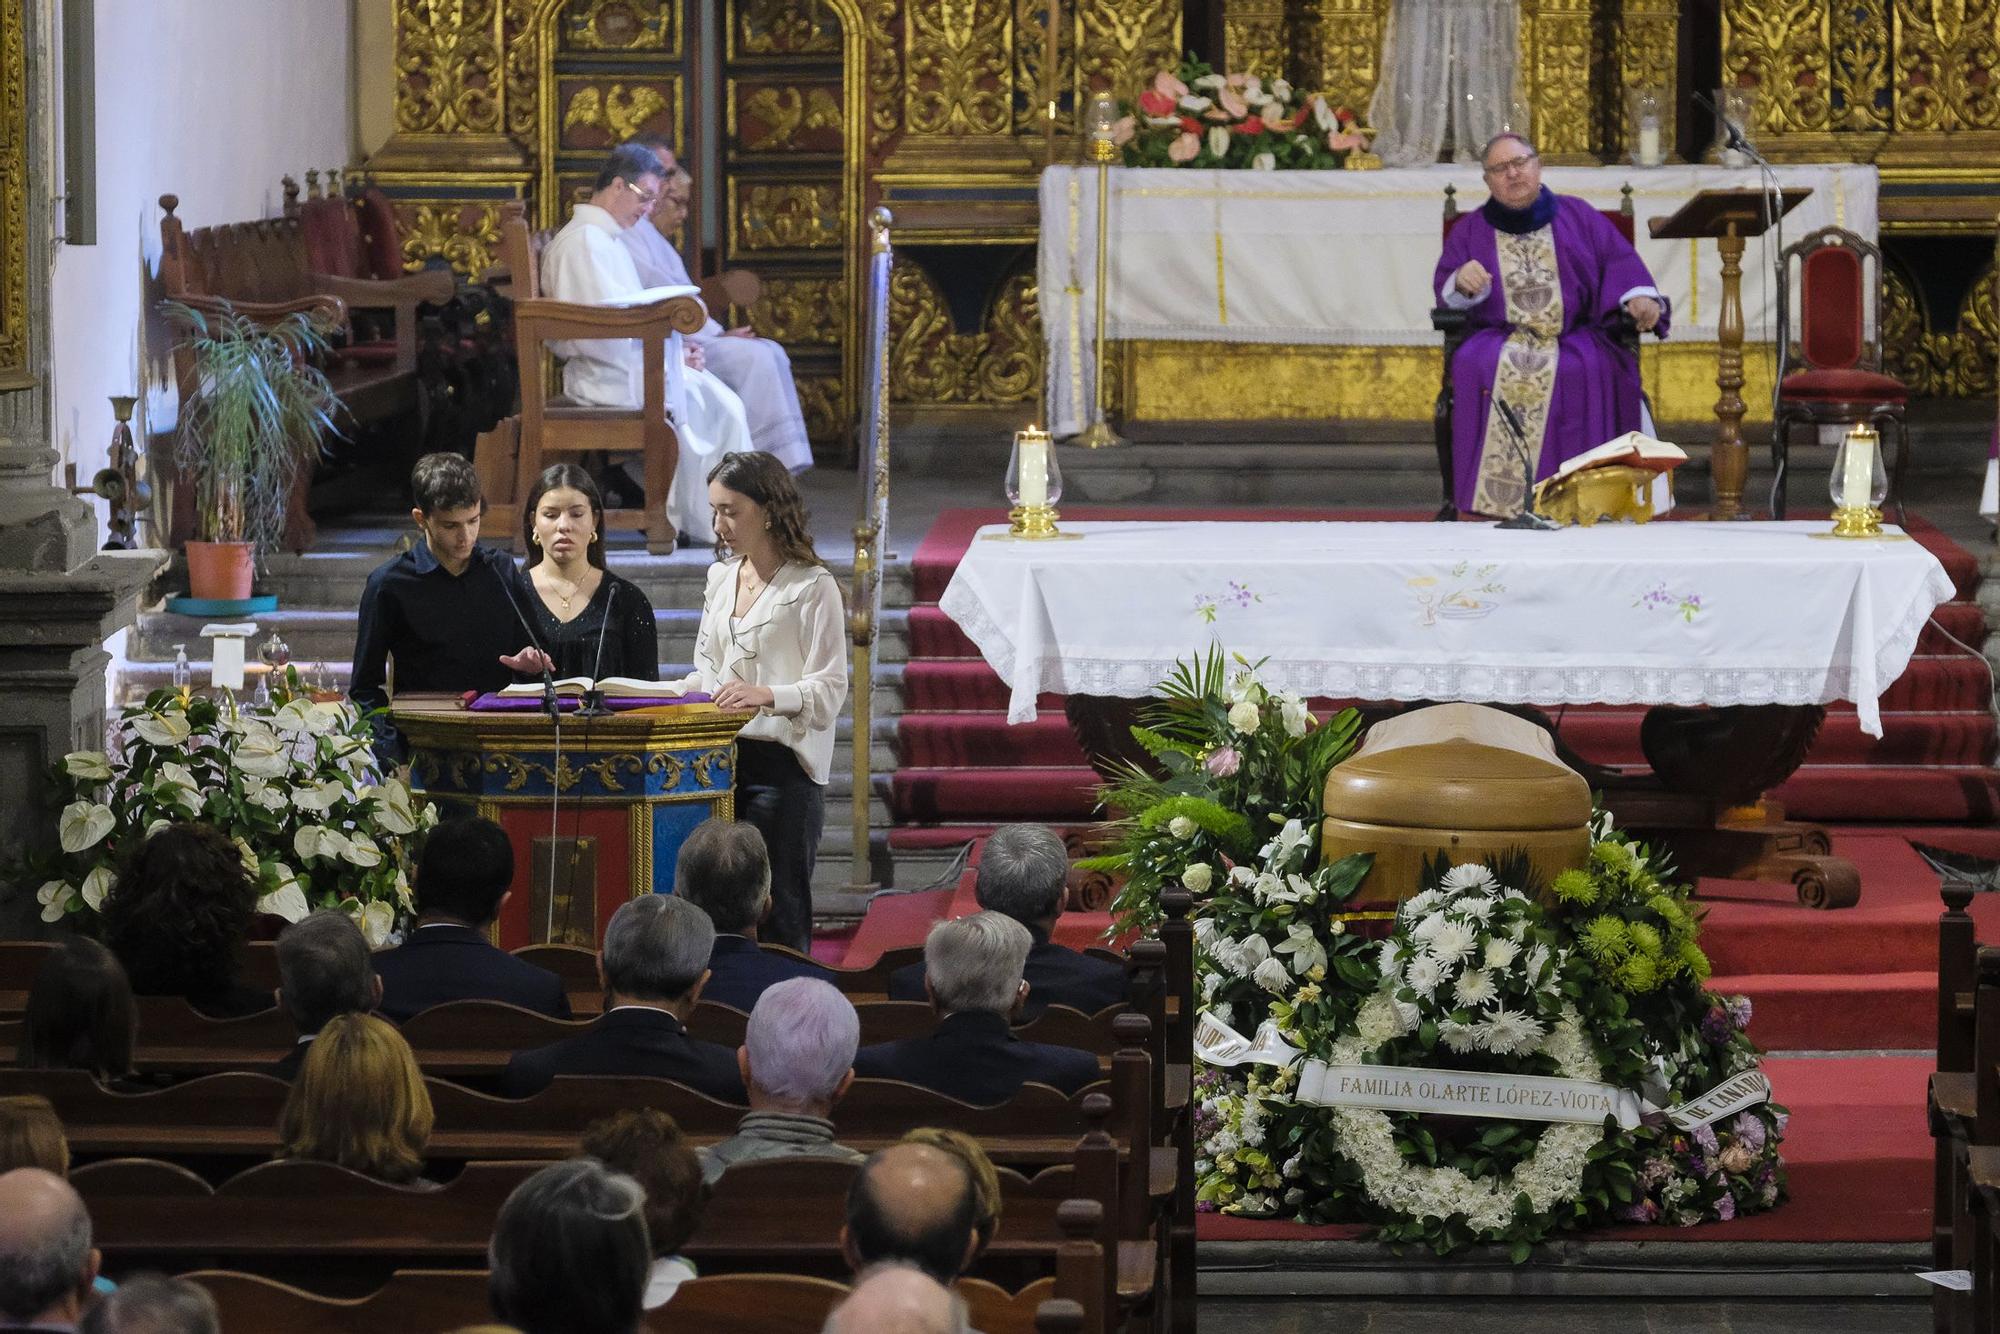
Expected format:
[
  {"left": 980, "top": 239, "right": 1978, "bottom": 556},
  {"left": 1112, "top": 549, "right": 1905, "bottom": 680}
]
[
  {"left": 210, "top": 635, "right": 246, "bottom": 690},
  {"left": 1018, "top": 435, "right": 1049, "bottom": 509},
  {"left": 1839, "top": 434, "right": 1875, "bottom": 510},
  {"left": 1637, "top": 123, "right": 1661, "bottom": 164}
]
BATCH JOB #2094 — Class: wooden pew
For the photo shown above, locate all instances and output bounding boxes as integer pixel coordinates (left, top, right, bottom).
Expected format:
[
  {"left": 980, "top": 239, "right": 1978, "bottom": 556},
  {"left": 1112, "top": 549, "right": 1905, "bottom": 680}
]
[
  {"left": 1932, "top": 879, "right": 1979, "bottom": 1334},
  {"left": 181, "top": 1268, "right": 490, "bottom": 1334}
]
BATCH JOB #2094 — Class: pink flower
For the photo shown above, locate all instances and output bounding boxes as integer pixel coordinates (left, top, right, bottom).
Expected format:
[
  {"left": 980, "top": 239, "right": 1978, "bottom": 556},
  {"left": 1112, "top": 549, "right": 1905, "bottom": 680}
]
[
  {"left": 1218, "top": 88, "right": 1249, "bottom": 119},
  {"left": 1205, "top": 747, "right": 1241, "bottom": 777},
  {"left": 1153, "top": 70, "right": 1189, "bottom": 101},
  {"left": 1111, "top": 114, "right": 1136, "bottom": 146},
  {"left": 1168, "top": 131, "right": 1200, "bottom": 163},
  {"left": 1225, "top": 73, "right": 1247, "bottom": 90},
  {"left": 1327, "top": 130, "right": 1366, "bottom": 152}
]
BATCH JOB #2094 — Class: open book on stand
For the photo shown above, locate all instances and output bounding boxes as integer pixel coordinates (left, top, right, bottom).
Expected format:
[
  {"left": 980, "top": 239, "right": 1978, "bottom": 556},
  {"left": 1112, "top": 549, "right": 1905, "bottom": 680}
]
[
  {"left": 1553, "top": 431, "right": 1686, "bottom": 479},
  {"left": 497, "top": 676, "right": 688, "bottom": 699}
]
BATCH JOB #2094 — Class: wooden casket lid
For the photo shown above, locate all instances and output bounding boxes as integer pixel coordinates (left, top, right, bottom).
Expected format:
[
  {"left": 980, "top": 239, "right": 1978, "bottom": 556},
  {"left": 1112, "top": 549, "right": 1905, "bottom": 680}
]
[{"left": 1323, "top": 704, "right": 1591, "bottom": 832}]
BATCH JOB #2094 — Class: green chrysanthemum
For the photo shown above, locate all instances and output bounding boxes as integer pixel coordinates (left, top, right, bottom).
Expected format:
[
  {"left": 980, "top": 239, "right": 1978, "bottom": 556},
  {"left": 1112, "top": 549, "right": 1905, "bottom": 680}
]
[
  {"left": 1626, "top": 921, "right": 1664, "bottom": 958},
  {"left": 1615, "top": 951, "right": 1661, "bottom": 992},
  {"left": 1679, "top": 939, "right": 1712, "bottom": 982},
  {"left": 1551, "top": 869, "right": 1599, "bottom": 905},
  {"left": 1580, "top": 915, "right": 1628, "bottom": 962},
  {"left": 1645, "top": 893, "right": 1687, "bottom": 931},
  {"left": 1591, "top": 841, "right": 1634, "bottom": 870}
]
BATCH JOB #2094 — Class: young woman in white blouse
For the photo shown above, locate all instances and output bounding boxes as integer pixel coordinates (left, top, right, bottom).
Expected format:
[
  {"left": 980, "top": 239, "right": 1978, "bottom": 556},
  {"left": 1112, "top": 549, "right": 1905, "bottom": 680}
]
[{"left": 668, "top": 452, "right": 848, "bottom": 952}]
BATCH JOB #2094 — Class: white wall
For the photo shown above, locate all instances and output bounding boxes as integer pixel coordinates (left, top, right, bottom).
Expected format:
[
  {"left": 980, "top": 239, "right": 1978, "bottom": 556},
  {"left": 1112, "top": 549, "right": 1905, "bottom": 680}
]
[{"left": 48, "top": 0, "right": 353, "bottom": 518}]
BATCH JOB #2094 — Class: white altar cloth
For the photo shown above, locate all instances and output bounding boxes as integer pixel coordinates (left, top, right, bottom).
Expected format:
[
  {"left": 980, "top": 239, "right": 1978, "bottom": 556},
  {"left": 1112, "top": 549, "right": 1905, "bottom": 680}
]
[
  {"left": 938, "top": 521, "right": 1952, "bottom": 737},
  {"left": 1039, "top": 163, "right": 1879, "bottom": 436}
]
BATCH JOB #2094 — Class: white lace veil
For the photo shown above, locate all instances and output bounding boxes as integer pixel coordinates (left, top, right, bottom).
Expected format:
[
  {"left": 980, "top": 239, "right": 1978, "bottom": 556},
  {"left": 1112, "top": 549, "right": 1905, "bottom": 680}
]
[{"left": 1368, "top": 0, "right": 1524, "bottom": 166}]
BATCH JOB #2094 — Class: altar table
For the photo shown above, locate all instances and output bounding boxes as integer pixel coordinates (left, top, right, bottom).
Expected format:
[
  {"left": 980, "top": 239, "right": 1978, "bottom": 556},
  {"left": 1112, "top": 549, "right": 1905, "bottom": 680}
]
[
  {"left": 938, "top": 520, "right": 1951, "bottom": 737},
  {"left": 1039, "top": 163, "right": 1879, "bottom": 435}
]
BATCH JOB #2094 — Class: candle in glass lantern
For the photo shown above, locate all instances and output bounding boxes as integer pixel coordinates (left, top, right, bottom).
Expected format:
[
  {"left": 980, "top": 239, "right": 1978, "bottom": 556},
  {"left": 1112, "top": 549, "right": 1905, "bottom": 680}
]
[
  {"left": 1017, "top": 427, "right": 1050, "bottom": 509},
  {"left": 1838, "top": 427, "right": 1876, "bottom": 511}
]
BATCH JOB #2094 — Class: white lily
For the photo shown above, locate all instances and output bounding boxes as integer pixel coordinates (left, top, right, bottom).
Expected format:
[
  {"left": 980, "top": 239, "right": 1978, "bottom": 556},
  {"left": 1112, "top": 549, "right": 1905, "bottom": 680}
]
[
  {"left": 62, "top": 751, "right": 113, "bottom": 782},
  {"left": 1277, "top": 923, "right": 1328, "bottom": 976},
  {"left": 58, "top": 801, "right": 114, "bottom": 853},
  {"left": 1277, "top": 692, "right": 1312, "bottom": 736},
  {"left": 1260, "top": 818, "right": 1311, "bottom": 866}
]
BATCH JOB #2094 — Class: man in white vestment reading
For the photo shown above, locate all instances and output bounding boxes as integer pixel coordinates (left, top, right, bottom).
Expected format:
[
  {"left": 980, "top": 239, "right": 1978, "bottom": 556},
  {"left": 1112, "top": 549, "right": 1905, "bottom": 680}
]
[
  {"left": 539, "top": 143, "right": 753, "bottom": 544},
  {"left": 620, "top": 138, "right": 814, "bottom": 475}
]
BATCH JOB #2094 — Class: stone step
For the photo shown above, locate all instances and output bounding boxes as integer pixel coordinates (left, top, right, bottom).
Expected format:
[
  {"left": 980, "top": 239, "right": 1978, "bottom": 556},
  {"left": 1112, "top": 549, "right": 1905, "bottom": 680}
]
[
  {"left": 127, "top": 606, "right": 913, "bottom": 668},
  {"left": 218, "top": 544, "right": 913, "bottom": 615}
]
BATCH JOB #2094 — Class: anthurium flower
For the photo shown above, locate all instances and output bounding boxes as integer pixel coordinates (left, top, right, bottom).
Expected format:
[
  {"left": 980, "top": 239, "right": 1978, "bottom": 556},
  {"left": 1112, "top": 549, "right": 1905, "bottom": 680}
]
[{"left": 58, "top": 801, "right": 114, "bottom": 853}]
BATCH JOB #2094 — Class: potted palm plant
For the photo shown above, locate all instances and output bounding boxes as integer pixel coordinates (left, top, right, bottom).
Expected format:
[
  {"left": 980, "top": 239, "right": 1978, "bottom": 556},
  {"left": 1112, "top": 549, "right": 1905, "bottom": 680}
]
[{"left": 163, "top": 301, "right": 341, "bottom": 601}]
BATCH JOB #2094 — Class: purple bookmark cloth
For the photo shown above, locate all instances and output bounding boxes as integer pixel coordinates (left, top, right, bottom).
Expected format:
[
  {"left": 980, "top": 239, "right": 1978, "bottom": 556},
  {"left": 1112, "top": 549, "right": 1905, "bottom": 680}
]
[{"left": 468, "top": 692, "right": 712, "bottom": 713}]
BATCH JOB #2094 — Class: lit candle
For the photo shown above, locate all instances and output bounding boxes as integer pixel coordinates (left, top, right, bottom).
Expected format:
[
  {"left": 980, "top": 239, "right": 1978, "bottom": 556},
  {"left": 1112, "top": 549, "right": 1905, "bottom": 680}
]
[
  {"left": 1017, "top": 427, "right": 1049, "bottom": 509},
  {"left": 1637, "top": 122, "right": 1661, "bottom": 165},
  {"left": 1839, "top": 431, "right": 1875, "bottom": 511}
]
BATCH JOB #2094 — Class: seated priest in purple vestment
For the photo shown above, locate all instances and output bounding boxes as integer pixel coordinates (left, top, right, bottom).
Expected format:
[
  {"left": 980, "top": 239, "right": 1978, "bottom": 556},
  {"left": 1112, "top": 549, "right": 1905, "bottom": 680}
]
[{"left": 1435, "top": 132, "right": 1670, "bottom": 517}]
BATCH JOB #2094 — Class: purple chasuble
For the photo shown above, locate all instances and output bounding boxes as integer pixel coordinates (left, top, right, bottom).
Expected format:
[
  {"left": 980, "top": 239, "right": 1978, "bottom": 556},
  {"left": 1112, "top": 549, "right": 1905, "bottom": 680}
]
[{"left": 1433, "top": 192, "right": 1669, "bottom": 514}]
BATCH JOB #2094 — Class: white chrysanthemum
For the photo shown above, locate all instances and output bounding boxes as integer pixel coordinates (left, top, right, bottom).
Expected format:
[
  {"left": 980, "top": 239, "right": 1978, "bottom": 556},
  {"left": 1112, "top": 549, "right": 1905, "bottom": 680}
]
[
  {"left": 1410, "top": 913, "right": 1447, "bottom": 944},
  {"left": 1400, "top": 889, "right": 1440, "bottom": 920},
  {"left": 1482, "top": 937, "right": 1521, "bottom": 971},
  {"left": 1425, "top": 918, "right": 1478, "bottom": 967},
  {"left": 1403, "top": 954, "right": 1443, "bottom": 998},
  {"left": 1454, "top": 895, "right": 1496, "bottom": 924},
  {"left": 1441, "top": 863, "right": 1498, "bottom": 893},
  {"left": 1524, "top": 944, "right": 1552, "bottom": 978},
  {"left": 1438, "top": 1018, "right": 1481, "bottom": 1053},
  {"left": 1377, "top": 938, "right": 1405, "bottom": 975},
  {"left": 1253, "top": 956, "right": 1292, "bottom": 994},
  {"left": 1452, "top": 968, "right": 1498, "bottom": 1007},
  {"left": 1192, "top": 917, "right": 1217, "bottom": 948},
  {"left": 1481, "top": 1009, "right": 1546, "bottom": 1056}
]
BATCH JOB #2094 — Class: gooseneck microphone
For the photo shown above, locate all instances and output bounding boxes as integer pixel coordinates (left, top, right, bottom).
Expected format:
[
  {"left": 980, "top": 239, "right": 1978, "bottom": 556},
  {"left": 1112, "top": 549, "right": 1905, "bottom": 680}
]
[
  {"left": 578, "top": 583, "right": 617, "bottom": 718},
  {"left": 1495, "top": 399, "right": 1557, "bottom": 531},
  {"left": 499, "top": 571, "right": 560, "bottom": 721}
]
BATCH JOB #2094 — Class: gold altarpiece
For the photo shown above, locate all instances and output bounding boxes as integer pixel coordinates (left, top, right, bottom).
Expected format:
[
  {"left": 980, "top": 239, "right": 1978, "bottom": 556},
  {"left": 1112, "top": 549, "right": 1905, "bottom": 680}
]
[{"left": 362, "top": 1, "right": 1995, "bottom": 437}]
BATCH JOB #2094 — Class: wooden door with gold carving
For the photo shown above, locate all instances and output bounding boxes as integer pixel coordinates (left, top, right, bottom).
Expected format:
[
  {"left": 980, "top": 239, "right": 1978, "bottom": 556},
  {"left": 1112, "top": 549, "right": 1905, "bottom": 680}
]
[
  {"left": 536, "top": 1, "right": 699, "bottom": 229},
  {"left": 718, "top": 0, "right": 863, "bottom": 462}
]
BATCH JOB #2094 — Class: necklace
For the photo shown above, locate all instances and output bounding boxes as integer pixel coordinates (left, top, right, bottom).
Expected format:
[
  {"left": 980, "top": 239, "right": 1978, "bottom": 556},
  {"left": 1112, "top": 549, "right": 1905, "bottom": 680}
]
[{"left": 544, "top": 566, "right": 587, "bottom": 611}]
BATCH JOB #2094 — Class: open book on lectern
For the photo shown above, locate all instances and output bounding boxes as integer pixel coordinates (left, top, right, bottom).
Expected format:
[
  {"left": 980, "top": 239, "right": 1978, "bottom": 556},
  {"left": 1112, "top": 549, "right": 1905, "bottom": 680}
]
[
  {"left": 1553, "top": 431, "right": 1687, "bottom": 479},
  {"left": 496, "top": 675, "right": 687, "bottom": 700}
]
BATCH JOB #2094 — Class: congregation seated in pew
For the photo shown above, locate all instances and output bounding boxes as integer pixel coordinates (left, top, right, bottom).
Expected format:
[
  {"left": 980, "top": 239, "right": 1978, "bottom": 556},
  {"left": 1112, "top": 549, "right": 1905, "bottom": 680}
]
[
  {"left": 579, "top": 1108, "right": 709, "bottom": 1311},
  {"left": 901, "top": 1126, "right": 1003, "bottom": 1267},
  {"left": 843, "top": 1140, "right": 984, "bottom": 1285},
  {"left": 271, "top": 909, "right": 379, "bottom": 1081},
  {"left": 679, "top": 817, "right": 832, "bottom": 1014},
  {"left": 888, "top": 823, "right": 1127, "bottom": 1019},
  {"left": 703, "top": 976, "right": 864, "bottom": 1184},
  {"left": 100, "top": 824, "right": 269, "bottom": 1021},
  {"left": 79, "top": 1274, "right": 219, "bottom": 1334},
  {"left": 373, "top": 816, "right": 571, "bottom": 1023},
  {"left": 502, "top": 894, "right": 746, "bottom": 1102},
  {"left": 0, "top": 1167, "right": 101, "bottom": 1331},
  {"left": 488, "top": 1157, "right": 652, "bottom": 1334},
  {"left": 0, "top": 1094, "right": 67, "bottom": 1176},
  {"left": 825, "top": 1262, "right": 968, "bottom": 1334},
  {"left": 859, "top": 914, "right": 1103, "bottom": 1104},
  {"left": 20, "top": 939, "right": 144, "bottom": 1091},
  {"left": 276, "top": 1013, "right": 437, "bottom": 1189}
]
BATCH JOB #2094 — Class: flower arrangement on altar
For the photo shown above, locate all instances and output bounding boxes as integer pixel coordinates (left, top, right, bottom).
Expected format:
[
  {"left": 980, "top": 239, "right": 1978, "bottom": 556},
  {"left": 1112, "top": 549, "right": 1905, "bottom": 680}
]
[
  {"left": 22, "top": 674, "right": 432, "bottom": 946},
  {"left": 1118, "top": 57, "right": 1369, "bottom": 170},
  {"left": 1093, "top": 649, "right": 1788, "bottom": 1257}
]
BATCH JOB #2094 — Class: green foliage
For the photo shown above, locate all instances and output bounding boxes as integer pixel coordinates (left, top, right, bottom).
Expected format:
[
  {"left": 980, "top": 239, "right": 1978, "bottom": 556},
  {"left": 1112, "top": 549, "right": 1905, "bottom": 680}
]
[{"left": 163, "top": 300, "right": 342, "bottom": 550}]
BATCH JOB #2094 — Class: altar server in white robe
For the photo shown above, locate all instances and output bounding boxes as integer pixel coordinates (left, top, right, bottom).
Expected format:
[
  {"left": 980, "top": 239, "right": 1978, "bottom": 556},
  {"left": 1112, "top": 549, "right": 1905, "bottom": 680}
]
[
  {"left": 619, "top": 140, "right": 814, "bottom": 475},
  {"left": 539, "top": 143, "right": 753, "bottom": 544}
]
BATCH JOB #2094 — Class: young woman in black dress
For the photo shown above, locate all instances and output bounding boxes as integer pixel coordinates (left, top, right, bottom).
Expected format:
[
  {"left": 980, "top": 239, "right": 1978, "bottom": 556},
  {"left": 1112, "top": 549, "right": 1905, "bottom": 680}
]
[{"left": 501, "top": 464, "right": 660, "bottom": 683}]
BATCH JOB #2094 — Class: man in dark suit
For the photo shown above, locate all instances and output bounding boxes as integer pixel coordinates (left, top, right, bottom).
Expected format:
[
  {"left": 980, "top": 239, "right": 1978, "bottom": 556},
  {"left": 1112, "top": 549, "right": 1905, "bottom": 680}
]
[
  {"left": 888, "top": 823, "right": 1126, "bottom": 1017},
  {"left": 372, "top": 818, "right": 571, "bottom": 1023},
  {"left": 855, "top": 913, "right": 1100, "bottom": 1105},
  {"left": 677, "top": 818, "right": 829, "bottom": 1013},
  {"left": 272, "top": 910, "right": 380, "bottom": 1081},
  {"left": 503, "top": 894, "right": 746, "bottom": 1101}
]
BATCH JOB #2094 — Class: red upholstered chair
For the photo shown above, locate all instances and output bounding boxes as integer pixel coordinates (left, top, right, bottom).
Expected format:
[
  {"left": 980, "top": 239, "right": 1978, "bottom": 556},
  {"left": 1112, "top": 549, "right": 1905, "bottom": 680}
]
[
  {"left": 1771, "top": 225, "right": 1909, "bottom": 523},
  {"left": 1431, "top": 183, "right": 1644, "bottom": 520}
]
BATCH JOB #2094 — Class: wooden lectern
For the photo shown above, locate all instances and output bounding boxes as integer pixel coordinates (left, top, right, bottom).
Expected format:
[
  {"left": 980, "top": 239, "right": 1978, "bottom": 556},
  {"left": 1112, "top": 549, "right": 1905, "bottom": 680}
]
[
  {"left": 1649, "top": 188, "right": 1810, "bottom": 519},
  {"left": 392, "top": 697, "right": 753, "bottom": 949}
]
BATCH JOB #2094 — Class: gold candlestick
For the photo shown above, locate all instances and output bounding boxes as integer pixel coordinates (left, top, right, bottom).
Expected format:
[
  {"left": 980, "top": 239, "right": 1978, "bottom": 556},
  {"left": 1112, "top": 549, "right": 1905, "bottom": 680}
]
[{"left": 1072, "top": 91, "right": 1127, "bottom": 450}]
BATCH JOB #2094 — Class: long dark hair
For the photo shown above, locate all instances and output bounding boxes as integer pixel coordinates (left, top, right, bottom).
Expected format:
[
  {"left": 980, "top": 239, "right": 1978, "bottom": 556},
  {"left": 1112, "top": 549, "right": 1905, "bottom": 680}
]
[
  {"left": 21, "top": 938, "right": 137, "bottom": 1079},
  {"left": 521, "top": 463, "right": 606, "bottom": 569},
  {"left": 100, "top": 822, "right": 258, "bottom": 1000},
  {"left": 707, "top": 451, "right": 820, "bottom": 567}
]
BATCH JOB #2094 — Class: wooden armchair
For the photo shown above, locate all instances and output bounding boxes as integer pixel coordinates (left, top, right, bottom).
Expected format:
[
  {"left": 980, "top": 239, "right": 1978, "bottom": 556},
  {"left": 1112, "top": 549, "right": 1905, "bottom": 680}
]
[
  {"left": 1430, "top": 183, "right": 1646, "bottom": 520},
  {"left": 485, "top": 200, "right": 708, "bottom": 553},
  {"left": 282, "top": 174, "right": 455, "bottom": 377}
]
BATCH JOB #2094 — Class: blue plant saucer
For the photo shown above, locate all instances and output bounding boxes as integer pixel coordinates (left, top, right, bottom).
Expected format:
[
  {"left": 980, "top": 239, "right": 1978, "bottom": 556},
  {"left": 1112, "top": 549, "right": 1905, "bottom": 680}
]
[{"left": 165, "top": 594, "right": 280, "bottom": 617}]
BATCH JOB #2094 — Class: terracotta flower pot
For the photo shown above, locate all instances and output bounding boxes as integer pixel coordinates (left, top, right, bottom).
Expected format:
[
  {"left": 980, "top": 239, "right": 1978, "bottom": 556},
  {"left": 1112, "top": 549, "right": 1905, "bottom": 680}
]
[{"left": 185, "top": 540, "right": 255, "bottom": 602}]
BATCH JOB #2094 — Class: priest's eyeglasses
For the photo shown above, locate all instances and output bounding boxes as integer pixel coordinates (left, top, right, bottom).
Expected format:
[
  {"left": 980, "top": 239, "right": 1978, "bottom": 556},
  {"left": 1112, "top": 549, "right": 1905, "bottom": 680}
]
[
  {"left": 621, "top": 180, "right": 662, "bottom": 205},
  {"left": 1483, "top": 152, "right": 1538, "bottom": 178}
]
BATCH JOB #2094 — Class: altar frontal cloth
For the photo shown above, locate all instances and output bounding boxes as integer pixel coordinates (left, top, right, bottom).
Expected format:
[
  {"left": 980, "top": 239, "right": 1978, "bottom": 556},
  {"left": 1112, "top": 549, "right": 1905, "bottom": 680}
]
[{"left": 938, "top": 521, "right": 1954, "bottom": 736}]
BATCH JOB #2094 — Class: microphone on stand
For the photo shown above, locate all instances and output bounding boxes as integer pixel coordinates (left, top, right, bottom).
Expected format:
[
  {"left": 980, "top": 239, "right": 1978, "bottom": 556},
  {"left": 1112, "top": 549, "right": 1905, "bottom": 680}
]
[
  {"left": 577, "top": 583, "right": 617, "bottom": 719},
  {"left": 501, "top": 576, "right": 562, "bottom": 721},
  {"left": 1494, "top": 399, "right": 1557, "bottom": 531}
]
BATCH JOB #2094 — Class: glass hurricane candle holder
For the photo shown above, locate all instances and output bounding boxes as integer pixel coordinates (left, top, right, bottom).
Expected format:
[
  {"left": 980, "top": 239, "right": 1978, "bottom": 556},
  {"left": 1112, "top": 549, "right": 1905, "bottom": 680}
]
[
  {"left": 1712, "top": 87, "right": 1757, "bottom": 167},
  {"left": 1006, "top": 424, "right": 1063, "bottom": 538},
  {"left": 1828, "top": 423, "right": 1887, "bottom": 537},
  {"left": 1084, "top": 90, "right": 1120, "bottom": 163},
  {"left": 1629, "top": 88, "right": 1665, "bottom": 167}
]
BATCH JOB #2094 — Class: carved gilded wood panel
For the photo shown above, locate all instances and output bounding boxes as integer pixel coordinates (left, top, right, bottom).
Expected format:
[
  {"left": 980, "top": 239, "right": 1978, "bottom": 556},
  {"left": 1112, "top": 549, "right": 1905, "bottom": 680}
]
[{"left": 0, "top": 0, "right": 25, "bottom": 385}]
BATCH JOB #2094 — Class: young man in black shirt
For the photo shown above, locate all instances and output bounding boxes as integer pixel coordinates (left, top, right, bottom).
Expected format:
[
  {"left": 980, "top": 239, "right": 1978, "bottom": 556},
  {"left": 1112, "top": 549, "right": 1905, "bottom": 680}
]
[{"left": 350, "top": 453, "right": 527, "bottom": 762}]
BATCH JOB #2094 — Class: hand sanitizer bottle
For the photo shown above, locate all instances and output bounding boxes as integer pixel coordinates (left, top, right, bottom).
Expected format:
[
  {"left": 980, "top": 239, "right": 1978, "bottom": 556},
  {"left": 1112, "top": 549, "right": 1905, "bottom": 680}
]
[{"left": 170, "top": 644, "right": 191, "bottom": 689}]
